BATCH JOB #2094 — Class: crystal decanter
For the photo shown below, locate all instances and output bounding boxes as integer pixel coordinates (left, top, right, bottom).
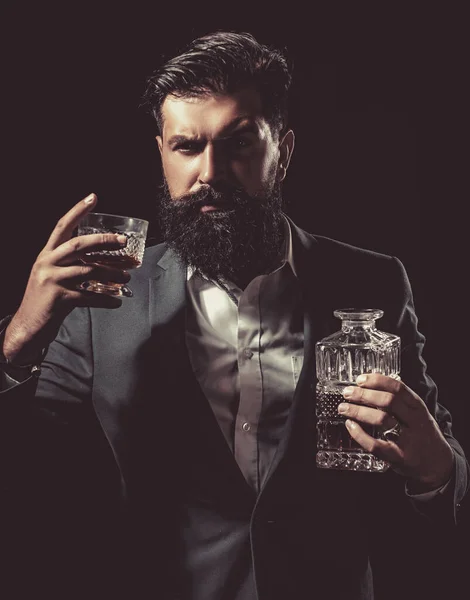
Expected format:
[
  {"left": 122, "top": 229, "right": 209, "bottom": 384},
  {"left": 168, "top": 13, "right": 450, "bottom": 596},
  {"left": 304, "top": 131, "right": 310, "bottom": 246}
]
[{"left": 315, "top": 309, "right": 400, "bottom": 472}]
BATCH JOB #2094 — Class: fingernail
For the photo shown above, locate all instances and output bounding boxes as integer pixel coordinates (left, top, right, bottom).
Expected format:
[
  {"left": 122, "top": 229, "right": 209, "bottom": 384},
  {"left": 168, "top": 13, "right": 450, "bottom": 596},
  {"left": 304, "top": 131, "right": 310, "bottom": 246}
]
[
  {"left": 338, "top": 403, "right": 349, "bottom": 414},
  {"left": 343, "top": 386, "right": 354, "bottom": 398},
  {"left": 84, "top": 193, "right": 96, "bottom": 204},
  {"left": 116, "top": 235, "right": 127, "bottom": 244},
  {"left": 345, "top": 419, "right": 356, "bottom": 430},
  {"left": 356, "top": 374, "right": 367, "bottom": 385}
]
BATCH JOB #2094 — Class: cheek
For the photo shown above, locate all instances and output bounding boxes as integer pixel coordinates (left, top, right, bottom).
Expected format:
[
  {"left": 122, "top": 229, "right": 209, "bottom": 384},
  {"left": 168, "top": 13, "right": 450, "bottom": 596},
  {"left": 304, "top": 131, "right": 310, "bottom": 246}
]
[
  {"left": 161, "top": 154, "right": 197, "bottom": 196},
  {"left": 261, "top": 153, "right": 279, "bottom": 183},
  {"left": 233, "top": 149, "right": 276, "bottom": 189},
  {"left": 243, "top": 149, "right": 278, "bottom": 192}
]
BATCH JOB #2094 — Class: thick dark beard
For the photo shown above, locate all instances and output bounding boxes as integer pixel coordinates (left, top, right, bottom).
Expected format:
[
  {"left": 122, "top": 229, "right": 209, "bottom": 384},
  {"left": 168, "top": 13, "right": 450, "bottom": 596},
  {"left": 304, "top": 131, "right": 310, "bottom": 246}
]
[{"left": 158, "top": 181, "right": 285, "bottom": 287}]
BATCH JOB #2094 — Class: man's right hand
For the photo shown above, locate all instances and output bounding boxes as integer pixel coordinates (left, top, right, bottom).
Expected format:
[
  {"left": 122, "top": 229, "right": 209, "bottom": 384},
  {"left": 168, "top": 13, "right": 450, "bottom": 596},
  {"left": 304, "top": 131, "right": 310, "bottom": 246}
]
[{"left": 3, "top": 193, "right": 130, "bottom": 366}]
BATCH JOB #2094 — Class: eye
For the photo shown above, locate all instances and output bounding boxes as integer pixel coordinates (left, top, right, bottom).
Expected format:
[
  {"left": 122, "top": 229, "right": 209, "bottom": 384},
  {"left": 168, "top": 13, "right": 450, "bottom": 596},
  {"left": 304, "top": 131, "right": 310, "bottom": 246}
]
[
  {"left": 229, "top": 135, "right": 255, "bottom": 152},
  {"left": 174, "top": 141, "right": 203, "bottom": 155}
]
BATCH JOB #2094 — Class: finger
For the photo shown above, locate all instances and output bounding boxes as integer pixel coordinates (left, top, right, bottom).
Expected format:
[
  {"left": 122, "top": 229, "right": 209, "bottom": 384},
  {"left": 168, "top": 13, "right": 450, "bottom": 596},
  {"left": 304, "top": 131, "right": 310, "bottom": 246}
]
[
  {"left": 342, "top": 384, "right": 410, "bottom": 425},
  {"left": 355, "top": 374, "right": 426, "bottom": 419},
  {"left": 55, "top": 264, "right": 131, "bottom": 286},
  {"left": 52, "top": 233, "right": 127, "bottom": 266},
  {"left": 356, "top": 373, "right": 403, "bottom": 390},
  {"left": 337, "top": 401, "right": 398, "bottom": 430},
  {"left": 356, "top": 374, "right": 419, "bottom": 407},
  {"left": 44, "top": 193, "right": 98, "bottom": 251},
  {"left": 345, "top": 419, "right": 405, "bottom": 463}
]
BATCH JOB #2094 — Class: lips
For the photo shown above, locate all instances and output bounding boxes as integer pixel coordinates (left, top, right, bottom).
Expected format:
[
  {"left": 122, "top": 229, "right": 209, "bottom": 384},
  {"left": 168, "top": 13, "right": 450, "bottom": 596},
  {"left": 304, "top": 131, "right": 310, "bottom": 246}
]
[{"left": 200, "top": 203, "right": 231, "bottom": 213}]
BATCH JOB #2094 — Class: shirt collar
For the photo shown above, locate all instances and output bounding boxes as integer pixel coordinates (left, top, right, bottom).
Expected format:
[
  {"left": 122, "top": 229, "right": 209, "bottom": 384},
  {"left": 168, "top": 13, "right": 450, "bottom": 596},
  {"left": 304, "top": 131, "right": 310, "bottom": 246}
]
[
  {"left": 187, "top": 213, "right": 296, "bottom": 281},
  {"left": 280, "top": 212, "right": 297, "bottom": 277}
]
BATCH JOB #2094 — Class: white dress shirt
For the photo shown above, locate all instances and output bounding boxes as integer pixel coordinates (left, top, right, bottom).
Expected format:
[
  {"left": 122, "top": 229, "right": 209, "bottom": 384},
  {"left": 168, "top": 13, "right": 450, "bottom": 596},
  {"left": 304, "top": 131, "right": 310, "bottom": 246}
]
[{"left": 185, "top": 216, "right": 304, "bottom": 492}]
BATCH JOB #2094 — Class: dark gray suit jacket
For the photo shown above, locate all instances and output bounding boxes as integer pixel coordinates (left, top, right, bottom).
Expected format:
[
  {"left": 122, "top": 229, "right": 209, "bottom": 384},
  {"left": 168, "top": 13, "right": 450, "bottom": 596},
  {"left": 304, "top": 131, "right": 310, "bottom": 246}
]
[{"left": 1, "top": 220, "right": 468, "bottom": 600}]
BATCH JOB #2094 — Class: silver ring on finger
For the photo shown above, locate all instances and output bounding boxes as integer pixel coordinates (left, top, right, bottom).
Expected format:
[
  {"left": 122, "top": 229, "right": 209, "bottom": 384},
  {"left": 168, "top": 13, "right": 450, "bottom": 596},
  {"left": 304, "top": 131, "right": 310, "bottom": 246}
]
[{"left": 382, "top": 420, "right": 402, "bottom": 442}]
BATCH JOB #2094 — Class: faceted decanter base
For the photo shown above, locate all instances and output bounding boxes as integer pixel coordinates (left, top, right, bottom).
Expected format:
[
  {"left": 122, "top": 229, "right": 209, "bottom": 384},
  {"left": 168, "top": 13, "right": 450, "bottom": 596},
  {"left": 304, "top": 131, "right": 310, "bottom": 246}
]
[{"left": 316, "top": 450, "right": 389, "bottom": 472}]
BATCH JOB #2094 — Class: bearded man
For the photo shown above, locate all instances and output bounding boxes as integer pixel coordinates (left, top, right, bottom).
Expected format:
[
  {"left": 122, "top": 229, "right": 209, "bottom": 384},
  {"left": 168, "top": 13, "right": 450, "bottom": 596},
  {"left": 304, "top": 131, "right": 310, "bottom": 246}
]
[{"left": 1, "top": 31, "right": 468, "bottom": 600}]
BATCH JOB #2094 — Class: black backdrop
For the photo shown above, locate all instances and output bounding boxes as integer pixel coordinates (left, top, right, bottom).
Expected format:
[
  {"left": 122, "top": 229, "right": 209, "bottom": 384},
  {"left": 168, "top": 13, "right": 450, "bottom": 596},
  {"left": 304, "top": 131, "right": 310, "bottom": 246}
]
[{"left": 1, "top": 2, "right": 468, "bottom": 597}]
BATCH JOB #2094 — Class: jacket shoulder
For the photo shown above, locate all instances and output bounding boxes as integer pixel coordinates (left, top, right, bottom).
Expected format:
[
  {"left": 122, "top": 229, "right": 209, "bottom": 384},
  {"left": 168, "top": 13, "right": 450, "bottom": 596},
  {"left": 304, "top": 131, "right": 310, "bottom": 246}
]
[
  {"left": 290, "top": 222, "right": 411, "bottom": 303},
  {"left": 291, "top": 220, "right": 396, "bottom": 267}
]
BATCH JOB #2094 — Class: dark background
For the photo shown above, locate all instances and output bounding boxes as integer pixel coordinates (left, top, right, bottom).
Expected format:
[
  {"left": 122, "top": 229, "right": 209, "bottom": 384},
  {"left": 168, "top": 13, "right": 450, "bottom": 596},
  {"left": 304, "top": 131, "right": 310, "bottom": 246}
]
[{"left": 1, "top": 2, "right": 468, "bottom": 597}]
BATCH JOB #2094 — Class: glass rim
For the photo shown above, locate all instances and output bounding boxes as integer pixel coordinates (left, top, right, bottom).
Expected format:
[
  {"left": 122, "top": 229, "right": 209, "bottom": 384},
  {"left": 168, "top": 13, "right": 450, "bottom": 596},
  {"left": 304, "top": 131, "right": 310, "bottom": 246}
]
[{"left": 80, "top": 212, "right": 149, "bottom": 226}]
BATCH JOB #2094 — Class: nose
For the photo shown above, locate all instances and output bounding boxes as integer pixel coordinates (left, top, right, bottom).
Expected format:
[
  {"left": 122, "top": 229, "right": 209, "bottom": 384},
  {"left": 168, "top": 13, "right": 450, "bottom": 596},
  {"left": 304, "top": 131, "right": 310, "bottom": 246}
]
[{"left": 198, "top": 143, "right": 227, "bottom": 186}]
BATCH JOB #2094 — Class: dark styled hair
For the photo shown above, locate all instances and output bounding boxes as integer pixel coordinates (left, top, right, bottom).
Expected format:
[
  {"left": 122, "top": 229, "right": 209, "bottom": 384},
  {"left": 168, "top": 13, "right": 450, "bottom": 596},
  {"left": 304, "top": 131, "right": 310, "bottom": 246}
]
[{"left": 141, "top": 31, "right": 292, "bottom": 137}]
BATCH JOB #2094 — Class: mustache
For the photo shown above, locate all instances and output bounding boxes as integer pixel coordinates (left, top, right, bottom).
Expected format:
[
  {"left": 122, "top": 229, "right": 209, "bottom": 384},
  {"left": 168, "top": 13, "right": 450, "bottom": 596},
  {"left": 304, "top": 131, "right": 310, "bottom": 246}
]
[{"left": 170, "top": 186, "right": 249, "bottom": 211}]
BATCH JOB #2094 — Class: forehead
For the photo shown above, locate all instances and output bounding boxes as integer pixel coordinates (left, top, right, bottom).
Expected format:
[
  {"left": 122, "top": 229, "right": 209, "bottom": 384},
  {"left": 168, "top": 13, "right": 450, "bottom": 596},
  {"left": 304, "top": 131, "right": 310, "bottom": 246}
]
[{"left": 160, "top": 88, "right": 267, "bottom": 138}]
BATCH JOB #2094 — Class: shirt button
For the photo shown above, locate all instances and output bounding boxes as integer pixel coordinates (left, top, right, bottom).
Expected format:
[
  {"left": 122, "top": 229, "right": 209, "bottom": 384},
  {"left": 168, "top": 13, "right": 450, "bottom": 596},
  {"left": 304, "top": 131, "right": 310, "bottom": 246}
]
[
  {"left": 242, "top": 422, "right": 251, "bottom": 432},
  {"left": 244, "top": 348, "right": 254, "bottom": 359}
]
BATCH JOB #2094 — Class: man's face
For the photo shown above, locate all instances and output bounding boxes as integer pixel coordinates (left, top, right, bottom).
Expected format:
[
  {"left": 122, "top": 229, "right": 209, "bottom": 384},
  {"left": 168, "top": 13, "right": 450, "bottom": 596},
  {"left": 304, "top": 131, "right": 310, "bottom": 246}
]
[
  {"left": 155, "top": 88, "right": 294, "bottom": 285},
  {"left": 157, "top": 88, "right": 288, "bottom": 200}
]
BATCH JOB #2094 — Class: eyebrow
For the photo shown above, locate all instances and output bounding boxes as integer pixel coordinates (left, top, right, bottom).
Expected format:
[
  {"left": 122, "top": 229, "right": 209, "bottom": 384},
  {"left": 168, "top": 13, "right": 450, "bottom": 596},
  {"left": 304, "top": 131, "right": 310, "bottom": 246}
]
[{"left": 166, "top": 118, "right": 260, "bottom": 147}]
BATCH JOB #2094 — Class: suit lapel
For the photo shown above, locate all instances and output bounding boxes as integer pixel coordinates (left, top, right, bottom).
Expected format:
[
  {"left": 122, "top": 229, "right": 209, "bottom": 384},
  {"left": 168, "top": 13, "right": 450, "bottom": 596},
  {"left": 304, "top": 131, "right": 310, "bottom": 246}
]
[
  {"left": 149, "top": 247, "right": 187, "bottom": 334},
  {"left": 149, "top": 248, "right": 256, "bottom": 500}
]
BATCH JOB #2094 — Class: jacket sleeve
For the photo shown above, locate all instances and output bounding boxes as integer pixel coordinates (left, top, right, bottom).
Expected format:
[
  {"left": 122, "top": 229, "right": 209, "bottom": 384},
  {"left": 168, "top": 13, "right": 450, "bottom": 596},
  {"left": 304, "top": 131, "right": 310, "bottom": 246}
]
[
  {"left": 0, "top": 308, "right": 96, "bottom": 496},
  {"left": 390, "top": 256, "right": 469, "bottom": 523}
]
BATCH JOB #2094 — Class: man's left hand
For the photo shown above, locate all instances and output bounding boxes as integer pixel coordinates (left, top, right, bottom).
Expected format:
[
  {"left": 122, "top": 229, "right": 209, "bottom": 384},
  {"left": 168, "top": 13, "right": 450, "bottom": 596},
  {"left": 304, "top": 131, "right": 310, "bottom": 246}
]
[{"left": 338, "top": 374, "right": 454, "bottom": 492}]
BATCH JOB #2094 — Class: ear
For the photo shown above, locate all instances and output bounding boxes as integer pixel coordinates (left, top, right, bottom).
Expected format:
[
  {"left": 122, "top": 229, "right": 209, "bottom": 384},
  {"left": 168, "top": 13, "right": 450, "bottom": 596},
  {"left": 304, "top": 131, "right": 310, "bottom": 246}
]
[
  {"left": 156, "top": 135, "right": 163, "bottom": 155},
  {"left": 277, "top": 129, "right": 295, "bottom": 182}
]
